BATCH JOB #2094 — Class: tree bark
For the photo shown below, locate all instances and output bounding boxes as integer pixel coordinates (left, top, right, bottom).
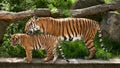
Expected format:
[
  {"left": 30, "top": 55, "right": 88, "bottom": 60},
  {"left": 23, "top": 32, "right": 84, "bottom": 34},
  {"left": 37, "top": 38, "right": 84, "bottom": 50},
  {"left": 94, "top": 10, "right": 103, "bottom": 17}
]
[
  {"left": 0, "top": 1, "right": 120, "bottom": 22},
  {"left": 0, "top": 8, "right": 51, "bottom": 22},
  {"left": 70, "top": 1, "right": 120, "bottom": 17}
]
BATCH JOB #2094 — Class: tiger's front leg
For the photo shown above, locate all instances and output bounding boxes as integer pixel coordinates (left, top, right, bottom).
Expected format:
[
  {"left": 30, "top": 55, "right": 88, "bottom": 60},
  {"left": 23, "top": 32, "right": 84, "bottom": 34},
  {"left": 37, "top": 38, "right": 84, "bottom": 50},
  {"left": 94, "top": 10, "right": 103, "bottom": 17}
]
[
  {"left": 25, "top": 49, "right": 32, "bottom": 63},
  {"left": 84, "top": 39, "right": 96, "bottom": 59}
]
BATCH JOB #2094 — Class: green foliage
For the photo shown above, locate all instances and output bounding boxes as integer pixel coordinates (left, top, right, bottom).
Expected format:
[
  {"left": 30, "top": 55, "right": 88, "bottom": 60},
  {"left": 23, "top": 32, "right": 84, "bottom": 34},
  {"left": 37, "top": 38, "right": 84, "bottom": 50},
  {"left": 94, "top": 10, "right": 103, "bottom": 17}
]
[
  {"left": 47, "top": 0, "right": 75, "bottom": 17},
  {"left": 61, "top": 41, "right": 88, "bottom": 58},
  {"left": 0, "top": 20, "right": 26, "bottom": 57},
  {"left": 104, "top": 0, "right": 118, "bottom": 3},
  {"left": 103, "top": 37, "right": 120, "bottom": 57}
]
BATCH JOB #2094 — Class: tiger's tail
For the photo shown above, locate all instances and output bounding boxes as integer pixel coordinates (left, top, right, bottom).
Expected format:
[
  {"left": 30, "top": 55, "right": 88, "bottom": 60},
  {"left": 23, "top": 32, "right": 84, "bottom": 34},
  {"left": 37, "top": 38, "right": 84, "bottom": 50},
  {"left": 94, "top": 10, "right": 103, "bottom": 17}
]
[
  {"left": 97, "top": 26, "right": 108, "bottom": 52},
  {"left": 57, "top": 41, "right": 70, "bottom": 63}
]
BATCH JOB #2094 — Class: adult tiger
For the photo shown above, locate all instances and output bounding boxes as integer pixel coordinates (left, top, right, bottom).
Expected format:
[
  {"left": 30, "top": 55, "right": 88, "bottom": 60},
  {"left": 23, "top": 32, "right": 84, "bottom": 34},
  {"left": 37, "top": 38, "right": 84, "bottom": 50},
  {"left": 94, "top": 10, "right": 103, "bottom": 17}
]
[
  {"left": 25, "top": 17, "right": 108, "bottom": 59},
  {"left": 11, "top": 33, "right": 69, "bottom": 63}
]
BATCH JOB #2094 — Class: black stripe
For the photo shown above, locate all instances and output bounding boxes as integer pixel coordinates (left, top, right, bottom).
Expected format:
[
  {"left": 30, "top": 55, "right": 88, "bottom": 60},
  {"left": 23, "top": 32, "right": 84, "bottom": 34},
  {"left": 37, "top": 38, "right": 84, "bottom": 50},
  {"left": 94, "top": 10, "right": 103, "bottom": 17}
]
[
  {"left": 66, "top": 19, "right": 72, "bottom": 41},
  {"left": 84, "top": 38, "right": 89, "bottom": 43},
  {"left": 69, "top": 37, "right": 73, "bottom": 41},
  {"left": 46, "top": 18, "right": 49, "bottom": 32},
  {"left": 83, "top": 19, "right": 86, "bottom": 35},
  {"left": 55, "top": 20, "right": 58, "bottom": 34},
  {"left": 73, "top": 19, "right": 77, "bottom": 37},
  {"left": 58, "top": 20, "right": 61, "bottom": 35},
  {"left": 88, "top": 45, "right": 94, "bottom": 50},
  {"left": 41, "top": 22, "right": 45, "bottom": 31},
  {"left": 62, "top": 21, "right": 65, "bottom": 39},
  {"left": 51, "top": 19, "right": 54, "bottom": 34},
  {"left": 38, "top": 35, "right": 42, "bottom": 48},
  {"left": 85, "top": 40, "right": 93, "bottom": 47},
  {"left": 64, "top": 36, "right": 67, "bottom": 40},
  {"left": 84, "top": 20, "right": 90, "bottom": 39},
  {"left": 79, "top": 19, "right": 82, "bottom": 35},
  {"left": 76, "top": 18, "right": 80, "bottom": 35},
  {"left": 69, "top": 19, "right": 74, "bottom": 37}
]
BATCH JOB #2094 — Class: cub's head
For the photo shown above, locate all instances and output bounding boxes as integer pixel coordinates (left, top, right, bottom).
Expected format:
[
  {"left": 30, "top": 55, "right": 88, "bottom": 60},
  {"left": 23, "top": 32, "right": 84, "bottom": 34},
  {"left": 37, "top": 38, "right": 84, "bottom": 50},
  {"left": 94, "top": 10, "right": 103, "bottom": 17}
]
[
  {"left": 10, "top": 34, "right": 21, "bottom": 46},
  {"left": 25, "top": 16, "right": 40, "bottom": 35}
]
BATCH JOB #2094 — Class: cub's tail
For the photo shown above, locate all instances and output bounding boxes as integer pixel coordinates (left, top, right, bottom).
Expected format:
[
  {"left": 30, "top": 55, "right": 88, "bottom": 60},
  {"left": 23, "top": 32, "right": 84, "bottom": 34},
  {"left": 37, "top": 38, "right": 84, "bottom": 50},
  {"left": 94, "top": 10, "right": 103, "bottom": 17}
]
[{"left": 57, "top": 42, "right": 70, "bottom": 63}]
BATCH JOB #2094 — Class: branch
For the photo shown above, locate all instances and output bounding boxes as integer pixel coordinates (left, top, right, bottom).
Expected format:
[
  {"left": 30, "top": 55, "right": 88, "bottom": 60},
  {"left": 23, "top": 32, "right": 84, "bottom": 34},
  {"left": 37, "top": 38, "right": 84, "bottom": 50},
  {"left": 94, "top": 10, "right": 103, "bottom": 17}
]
[
  {"left": 0, "top": 8, "right": 51, "bottom": 22},
  {"left": 70, "top": 1, "right": 120, "bottom": 17},
  {"left": 0, "top": 1, "right": 120, "bottom": 22}
]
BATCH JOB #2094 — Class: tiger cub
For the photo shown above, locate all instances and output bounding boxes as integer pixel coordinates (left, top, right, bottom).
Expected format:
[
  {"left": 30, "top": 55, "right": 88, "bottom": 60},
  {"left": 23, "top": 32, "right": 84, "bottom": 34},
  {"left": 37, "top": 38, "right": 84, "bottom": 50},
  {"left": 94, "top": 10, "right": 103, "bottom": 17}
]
[{"left": 11, "top": 33, "right": 69, "bottom": 63}]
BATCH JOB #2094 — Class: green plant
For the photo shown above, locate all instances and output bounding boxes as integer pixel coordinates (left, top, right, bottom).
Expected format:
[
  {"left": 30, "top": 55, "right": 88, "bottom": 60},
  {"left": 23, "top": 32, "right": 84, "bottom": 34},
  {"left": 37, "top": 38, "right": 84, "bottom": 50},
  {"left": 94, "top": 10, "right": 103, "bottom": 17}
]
[
  {"left": 104, "top": 0, "right": 117, "bottom": 3},
  {"left": 0, "top": 20, "right": 26, "bottom": 57}
]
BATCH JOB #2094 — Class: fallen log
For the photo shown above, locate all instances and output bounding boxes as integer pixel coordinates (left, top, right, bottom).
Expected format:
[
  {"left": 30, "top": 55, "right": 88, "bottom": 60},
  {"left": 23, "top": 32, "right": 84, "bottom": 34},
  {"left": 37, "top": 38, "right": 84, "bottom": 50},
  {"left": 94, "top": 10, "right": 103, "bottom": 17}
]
[{"left": 0, "top": 1, "right": 120, "bottom": 22}]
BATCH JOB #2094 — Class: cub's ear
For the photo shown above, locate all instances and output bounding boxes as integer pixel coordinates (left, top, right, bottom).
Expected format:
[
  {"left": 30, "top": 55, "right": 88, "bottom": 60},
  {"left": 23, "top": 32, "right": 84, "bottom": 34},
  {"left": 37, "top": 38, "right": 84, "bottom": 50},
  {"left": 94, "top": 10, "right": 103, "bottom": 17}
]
[{"left": 10, "top": 34, "right": 12, "bottom": 38}]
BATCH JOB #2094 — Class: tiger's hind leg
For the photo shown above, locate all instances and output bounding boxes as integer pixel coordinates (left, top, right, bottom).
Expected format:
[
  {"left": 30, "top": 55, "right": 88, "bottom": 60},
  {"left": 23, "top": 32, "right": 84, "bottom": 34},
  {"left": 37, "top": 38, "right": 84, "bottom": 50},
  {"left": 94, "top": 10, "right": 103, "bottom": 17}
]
[
  {"left": 84, "top": 39, "right": 96, "bottom": 60},
  {"left": 51, "top": 46, "right": 58, "bottom": 63},
  {"left": 43, "top": 49, "right": 53, "bottom": 62}
]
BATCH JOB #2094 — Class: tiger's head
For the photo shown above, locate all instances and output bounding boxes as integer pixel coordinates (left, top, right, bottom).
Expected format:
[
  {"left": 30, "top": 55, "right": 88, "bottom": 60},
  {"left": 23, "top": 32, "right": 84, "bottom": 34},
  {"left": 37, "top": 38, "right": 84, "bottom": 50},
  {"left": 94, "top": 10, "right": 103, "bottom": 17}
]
[
  {"left": 25, "top": 17, "right": 53, "bottom": 35},
  {"left": 25, "top": 16, "right": 40, "bottom": 34},
  {"left": 10, "top": 34, "right": 21, "bottom": 46}
]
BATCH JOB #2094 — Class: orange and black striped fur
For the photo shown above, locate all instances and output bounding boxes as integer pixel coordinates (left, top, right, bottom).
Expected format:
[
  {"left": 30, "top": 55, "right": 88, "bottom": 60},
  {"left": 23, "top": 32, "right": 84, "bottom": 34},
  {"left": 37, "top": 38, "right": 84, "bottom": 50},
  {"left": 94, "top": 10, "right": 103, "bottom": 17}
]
[
  {"left": 25, "top": 17, "right": 107, "bottom": 59},
  {"left": 11, "top": 33, "right": 69, "bottom": 63}
]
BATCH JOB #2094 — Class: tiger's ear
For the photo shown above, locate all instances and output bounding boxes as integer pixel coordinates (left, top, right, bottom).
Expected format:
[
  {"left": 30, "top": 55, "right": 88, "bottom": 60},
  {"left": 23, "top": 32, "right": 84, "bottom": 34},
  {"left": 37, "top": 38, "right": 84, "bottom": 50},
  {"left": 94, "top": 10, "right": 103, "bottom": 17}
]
[
  {"left": 10, "top": 34, "right": 12, "bottom": 38},
  {"left": 14, "top": 35, "right": 20, "bottom": 39}
]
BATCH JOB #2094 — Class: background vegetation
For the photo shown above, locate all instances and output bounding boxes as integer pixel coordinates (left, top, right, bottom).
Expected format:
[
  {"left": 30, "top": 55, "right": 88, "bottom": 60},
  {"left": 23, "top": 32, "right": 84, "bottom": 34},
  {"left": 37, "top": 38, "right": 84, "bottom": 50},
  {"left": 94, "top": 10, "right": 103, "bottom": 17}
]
[{"left": 0, "top": 0, "right": 119, "bottom": 59}]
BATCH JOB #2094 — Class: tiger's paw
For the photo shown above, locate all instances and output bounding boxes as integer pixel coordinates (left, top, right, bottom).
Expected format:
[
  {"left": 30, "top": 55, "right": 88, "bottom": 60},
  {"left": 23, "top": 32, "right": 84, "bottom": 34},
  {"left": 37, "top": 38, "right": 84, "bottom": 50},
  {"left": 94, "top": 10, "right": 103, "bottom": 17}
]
[
  {"left": 51, "top": 60, "right": 57, "bottom": 64},
  {"left": 24, "top": 57, "right": 32, "bottom": 63},
  {"left": 42, "top": 57, "right": 49, "bottom": 62},
  {"left": 84, "top": 56, "right": 92, "bottom": 60},
  {"left": 42, "top": 57, "right": 53, "bottom": 63}
]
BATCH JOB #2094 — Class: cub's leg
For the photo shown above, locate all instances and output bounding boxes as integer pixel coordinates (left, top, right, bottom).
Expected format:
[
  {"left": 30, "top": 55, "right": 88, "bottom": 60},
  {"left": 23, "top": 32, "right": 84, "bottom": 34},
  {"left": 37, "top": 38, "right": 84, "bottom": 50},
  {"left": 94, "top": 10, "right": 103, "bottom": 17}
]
[
  {"left": 43, "top": 48, "right": 53, "bottom": 62},
  {"left": 51, "top": 46, "right": 58, "bottom": 63},
  {"left": 84, "top": 38, "right": 96, "bottom": 59},
  {"left": 25, "top": 49, "right": 32, "bottom": 63}
]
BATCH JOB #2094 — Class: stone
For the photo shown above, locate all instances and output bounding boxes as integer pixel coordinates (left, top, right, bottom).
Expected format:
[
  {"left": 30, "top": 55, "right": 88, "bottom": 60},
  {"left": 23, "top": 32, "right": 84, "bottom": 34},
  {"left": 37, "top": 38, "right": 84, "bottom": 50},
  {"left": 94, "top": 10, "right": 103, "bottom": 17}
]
[{"left": 101, "top": 11, "right": 120, "bottom": 42}]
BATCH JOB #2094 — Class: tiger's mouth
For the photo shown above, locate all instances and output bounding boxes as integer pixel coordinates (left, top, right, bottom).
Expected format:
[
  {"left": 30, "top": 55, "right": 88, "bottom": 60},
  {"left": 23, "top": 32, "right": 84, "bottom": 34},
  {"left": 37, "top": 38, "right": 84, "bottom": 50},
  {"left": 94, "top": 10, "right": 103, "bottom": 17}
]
[
  {"left": 11, "top": 41, "right": 18, "bottom": 47},
  {"left": 26, "top": 30, "right": 34, "bottom": 35},
  {"left": 27, "top": 31, "right": 33, "bottom": 35}
]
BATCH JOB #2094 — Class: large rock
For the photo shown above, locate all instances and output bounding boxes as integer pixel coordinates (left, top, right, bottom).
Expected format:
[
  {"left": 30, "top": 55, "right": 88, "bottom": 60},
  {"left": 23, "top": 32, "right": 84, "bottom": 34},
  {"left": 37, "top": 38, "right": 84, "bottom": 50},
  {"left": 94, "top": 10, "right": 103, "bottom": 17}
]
[{"left": 101, "top": 11, "right": 120, "bottom": 42}]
